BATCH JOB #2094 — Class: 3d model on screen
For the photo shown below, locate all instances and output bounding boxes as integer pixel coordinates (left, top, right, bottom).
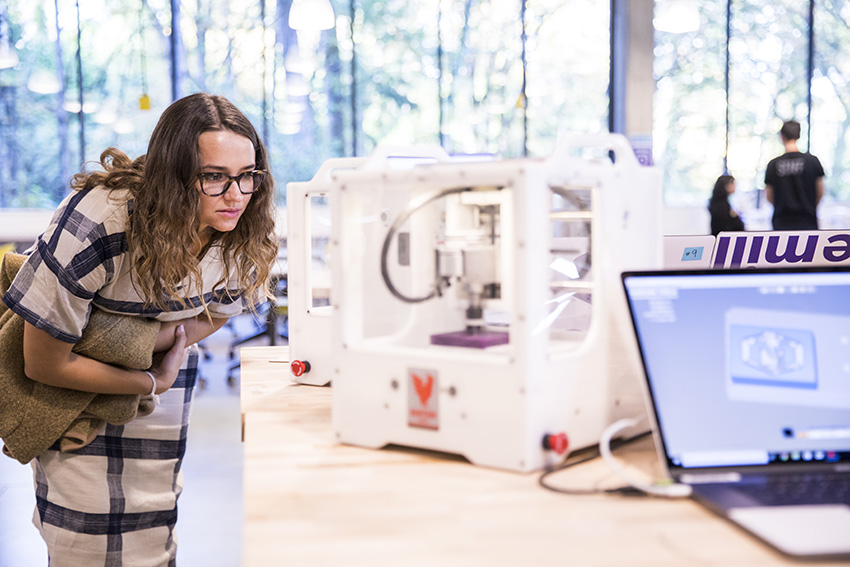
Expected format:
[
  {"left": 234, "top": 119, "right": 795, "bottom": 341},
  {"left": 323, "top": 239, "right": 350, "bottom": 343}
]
[
  {"left": 740, "top": 329, "right": 808, "bottom": 377},
  {"left": 729, "top": 323, "right": 817, "bottom": 389},
  {"left": 722, "top": 307, "right": 850, "bottom": 408}
]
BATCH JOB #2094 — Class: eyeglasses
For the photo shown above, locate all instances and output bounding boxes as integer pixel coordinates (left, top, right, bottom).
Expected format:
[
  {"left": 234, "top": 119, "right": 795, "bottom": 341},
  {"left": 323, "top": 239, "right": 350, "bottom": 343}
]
[{"left": 197, "top": 170, "right": 267, "bottom": 196}]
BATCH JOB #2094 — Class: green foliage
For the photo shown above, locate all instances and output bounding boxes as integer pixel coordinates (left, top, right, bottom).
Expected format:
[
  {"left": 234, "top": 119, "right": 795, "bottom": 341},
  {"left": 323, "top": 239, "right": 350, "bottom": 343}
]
[
  {"left": 1, "top": 0, "right": 612, "bottom": 211},
  {"left": 655, "top": 0, "right": 850, "bottom": 218}
]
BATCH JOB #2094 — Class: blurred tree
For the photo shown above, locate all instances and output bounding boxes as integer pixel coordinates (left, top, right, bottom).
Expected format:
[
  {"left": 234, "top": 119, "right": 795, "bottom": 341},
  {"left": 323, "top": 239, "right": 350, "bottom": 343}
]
[
  {"left": 1, "top": 0, "right": 613, "bottom": 209},
  {"left": 813, "top": 0, "right": 850, "bottom": 202}
]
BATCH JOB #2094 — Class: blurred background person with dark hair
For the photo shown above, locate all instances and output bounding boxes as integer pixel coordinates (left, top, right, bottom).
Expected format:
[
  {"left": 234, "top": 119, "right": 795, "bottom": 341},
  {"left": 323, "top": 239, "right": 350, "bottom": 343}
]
[
  {"left": 764, "top": 120, "right": 825, "bottom": 230},
  {"left": 708, "top": 174, "right": 745, "bottom": 236}
]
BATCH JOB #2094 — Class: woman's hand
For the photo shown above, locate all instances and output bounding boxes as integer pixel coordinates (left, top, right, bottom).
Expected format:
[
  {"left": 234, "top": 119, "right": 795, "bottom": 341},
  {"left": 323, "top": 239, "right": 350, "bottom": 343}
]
[
  {"left": 154, "top": 315, "right": 229, "bottom": 352},
  {"left": 148, "top": 325, "right": 188, "bottom": 394}
]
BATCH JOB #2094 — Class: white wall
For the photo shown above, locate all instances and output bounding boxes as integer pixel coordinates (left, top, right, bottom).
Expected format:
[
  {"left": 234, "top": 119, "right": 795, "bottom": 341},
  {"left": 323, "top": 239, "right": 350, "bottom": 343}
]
[
  {"left": 0, "top": 209, "right": 54, "bottom": 246},
  {"left": 662, "top": 205, "right": 710, "bottom": 236}
]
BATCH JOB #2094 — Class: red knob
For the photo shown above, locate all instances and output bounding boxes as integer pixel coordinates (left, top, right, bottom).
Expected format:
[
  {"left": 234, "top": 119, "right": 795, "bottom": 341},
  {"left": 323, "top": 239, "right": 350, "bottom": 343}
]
[
  {"left": 542, "top": 432, "right": 569, "bottom": 455},
  {"left": 290, "top": 360, "right": 311, "bottom": 377}
]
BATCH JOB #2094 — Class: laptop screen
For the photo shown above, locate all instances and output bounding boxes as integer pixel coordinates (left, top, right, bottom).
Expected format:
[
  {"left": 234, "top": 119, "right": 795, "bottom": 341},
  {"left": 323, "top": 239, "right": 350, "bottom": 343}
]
[{"left": 622, "top": 267, "right": 850, "bottom": 473}]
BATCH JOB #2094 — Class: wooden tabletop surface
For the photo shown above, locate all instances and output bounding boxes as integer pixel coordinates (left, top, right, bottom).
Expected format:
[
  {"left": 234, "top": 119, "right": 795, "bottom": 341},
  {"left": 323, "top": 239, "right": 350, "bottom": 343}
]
[{"left": 240, "top": 346, "right": 845, "bottom": 567}]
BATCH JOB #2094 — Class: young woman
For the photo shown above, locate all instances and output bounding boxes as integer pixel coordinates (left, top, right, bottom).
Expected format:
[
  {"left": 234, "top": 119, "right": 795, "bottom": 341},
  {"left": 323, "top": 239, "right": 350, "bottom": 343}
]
[
  {"left": 3, "top": 93, "right": 278, "bottom": 565},
  {"left": 708, "top": 174, "right": 745, "bottom": 236}
]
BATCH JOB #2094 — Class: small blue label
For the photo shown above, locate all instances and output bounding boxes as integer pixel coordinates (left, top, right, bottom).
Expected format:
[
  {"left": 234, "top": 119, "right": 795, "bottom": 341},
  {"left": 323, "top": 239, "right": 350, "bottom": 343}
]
[{"left": 682, "top": 246, "right": 704, "bottom": 261}]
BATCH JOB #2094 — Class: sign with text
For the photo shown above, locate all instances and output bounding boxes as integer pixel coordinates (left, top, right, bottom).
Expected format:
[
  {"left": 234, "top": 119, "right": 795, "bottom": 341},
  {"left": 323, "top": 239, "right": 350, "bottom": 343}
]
[{"left": 711, "top": 231, "right": 850, "bottom": 269}]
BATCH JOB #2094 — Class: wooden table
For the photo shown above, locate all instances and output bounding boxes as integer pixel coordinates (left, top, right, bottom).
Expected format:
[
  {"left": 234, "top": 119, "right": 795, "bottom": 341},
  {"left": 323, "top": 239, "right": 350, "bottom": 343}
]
[{"left": 240, "top": 346, "right": 844, "bottom": 567}]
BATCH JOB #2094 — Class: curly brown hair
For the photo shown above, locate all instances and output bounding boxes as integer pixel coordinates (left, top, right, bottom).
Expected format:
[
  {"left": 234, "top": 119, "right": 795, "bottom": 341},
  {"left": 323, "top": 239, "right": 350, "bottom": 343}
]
[{"left": 71, "top": 93, "right": 278, "bottom": 313}]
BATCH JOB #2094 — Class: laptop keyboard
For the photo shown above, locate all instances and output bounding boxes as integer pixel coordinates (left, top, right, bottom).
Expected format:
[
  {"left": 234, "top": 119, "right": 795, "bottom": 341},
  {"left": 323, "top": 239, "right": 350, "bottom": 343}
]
[{"left": 738, "top": 473, "right": 850, "bottom": 506}]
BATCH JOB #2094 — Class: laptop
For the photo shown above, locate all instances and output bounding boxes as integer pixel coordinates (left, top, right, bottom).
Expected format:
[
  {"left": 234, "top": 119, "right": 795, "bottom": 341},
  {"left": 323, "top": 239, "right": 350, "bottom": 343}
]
[{"left": 621, "top": 267, "right": 850, "bottom": 560}]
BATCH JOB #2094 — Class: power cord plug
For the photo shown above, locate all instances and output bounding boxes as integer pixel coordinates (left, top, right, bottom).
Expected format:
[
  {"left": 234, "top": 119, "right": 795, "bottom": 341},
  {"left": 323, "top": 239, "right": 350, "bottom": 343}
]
[{"left": 599, "top": 417, "right": 692, "bottom": 498}]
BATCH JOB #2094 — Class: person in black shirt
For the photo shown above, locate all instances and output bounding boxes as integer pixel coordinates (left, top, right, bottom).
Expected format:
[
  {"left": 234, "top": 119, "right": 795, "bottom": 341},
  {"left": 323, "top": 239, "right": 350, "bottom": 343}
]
[
  {"left": 764, "top": 120, "right": 825, "bottom": 230},
  {"left": 708, "top": 174, "right": 745, "bottom": 236}
]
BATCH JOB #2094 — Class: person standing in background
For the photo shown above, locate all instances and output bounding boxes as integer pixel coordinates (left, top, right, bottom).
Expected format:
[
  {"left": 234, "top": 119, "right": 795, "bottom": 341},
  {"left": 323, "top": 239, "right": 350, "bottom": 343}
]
[
  {"left": 708, "top": 174, "right": 745, "bottom": 236},
  {"left": 764, "top": 120, "right": 825, "bottom": 230}
]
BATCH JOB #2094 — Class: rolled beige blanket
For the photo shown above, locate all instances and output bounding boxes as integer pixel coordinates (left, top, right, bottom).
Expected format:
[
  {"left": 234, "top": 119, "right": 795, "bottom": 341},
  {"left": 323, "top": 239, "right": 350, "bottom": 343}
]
[{"left": 0, "top": 252, "right": 160, "bottom": 464}]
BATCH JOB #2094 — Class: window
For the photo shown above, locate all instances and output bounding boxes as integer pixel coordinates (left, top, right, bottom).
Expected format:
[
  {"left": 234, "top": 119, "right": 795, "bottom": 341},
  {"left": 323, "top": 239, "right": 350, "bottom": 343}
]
[
  {"left": 0, "top": 0, "right": 609, "bottom": 210},
  {"left": 526, "top": 0, "right": 610, "bottom": 156},
  {"left": 654, "top": 0, "right": 850, "bottom": 228},
  {"left": 654, "top": 0, "right": 730, "bottom": 207},
  {"left": 811, "top": 0, "right": 850, "bottom": 209},
  {"left": 727, "top": 1, "right": 809, "bottom": 226}
]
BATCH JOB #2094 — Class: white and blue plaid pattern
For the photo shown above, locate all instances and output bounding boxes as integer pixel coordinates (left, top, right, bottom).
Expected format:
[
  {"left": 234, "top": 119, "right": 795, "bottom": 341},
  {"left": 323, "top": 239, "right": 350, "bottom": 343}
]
[
  {"left": 5, "top": 188, "right": 250, "bottom": 343},
  {"left": 4, "top": 187, "right": 251, "bottom": 566},
  {"left": 32, "top": 350, "right": 198, "bottom": 567}
]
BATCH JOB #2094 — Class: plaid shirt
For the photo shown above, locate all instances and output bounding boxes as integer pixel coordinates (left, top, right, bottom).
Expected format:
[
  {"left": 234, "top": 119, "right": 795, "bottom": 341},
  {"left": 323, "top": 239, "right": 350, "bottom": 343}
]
[
  {"left": 5, "top": 187, "right": 251, "bottom": 566},
  {"left": 5, "top": 187, "right": 249, "bottom": 342}
]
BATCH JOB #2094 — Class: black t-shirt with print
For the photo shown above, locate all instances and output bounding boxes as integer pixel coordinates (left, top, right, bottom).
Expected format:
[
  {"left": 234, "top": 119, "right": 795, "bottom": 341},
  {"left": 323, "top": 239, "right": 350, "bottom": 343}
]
[{"left": 764, "top": 151, "right": 825, "bottom": 230}]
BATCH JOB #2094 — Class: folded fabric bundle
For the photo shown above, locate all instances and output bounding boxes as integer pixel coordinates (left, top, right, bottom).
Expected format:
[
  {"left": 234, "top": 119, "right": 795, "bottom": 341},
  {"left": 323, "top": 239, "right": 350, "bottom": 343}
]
[{"left": 0, "top": 252, "right": 160, "bottom": 464}]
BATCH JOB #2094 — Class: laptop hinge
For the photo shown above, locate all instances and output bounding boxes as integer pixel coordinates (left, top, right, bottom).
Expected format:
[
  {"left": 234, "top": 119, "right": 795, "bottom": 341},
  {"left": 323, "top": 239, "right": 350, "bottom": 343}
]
[{"left": 680, "top": 472, "right": 742, "bottom": 484}]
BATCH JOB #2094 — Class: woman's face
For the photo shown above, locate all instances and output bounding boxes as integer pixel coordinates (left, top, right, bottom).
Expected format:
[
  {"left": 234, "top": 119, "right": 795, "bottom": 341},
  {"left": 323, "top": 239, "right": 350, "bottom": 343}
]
[
  {"left": 727, "top": 180, "right": 736, "bottom": 195},
  {"left": 196, "top": 130, "right": 256, "bottom": 240}
]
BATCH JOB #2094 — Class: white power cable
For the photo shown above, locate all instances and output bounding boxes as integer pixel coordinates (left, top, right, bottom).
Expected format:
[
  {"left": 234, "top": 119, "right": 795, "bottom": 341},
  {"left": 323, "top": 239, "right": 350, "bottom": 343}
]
[{"left": 599, "top": 417, "right": 692, "bottom": 498}]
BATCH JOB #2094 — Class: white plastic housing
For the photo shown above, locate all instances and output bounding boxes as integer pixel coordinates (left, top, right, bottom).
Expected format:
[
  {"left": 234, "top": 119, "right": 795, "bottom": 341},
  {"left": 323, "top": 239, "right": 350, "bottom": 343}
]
[{"left": 318, "top": 136, "right": 662, "bottom": 471}]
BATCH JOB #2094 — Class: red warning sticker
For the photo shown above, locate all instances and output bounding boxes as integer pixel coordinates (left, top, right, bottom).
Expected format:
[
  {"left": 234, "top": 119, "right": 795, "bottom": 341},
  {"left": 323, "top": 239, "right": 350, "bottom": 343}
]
[{"left": 408, "top": 368, "right": 438, "bottom": 430}]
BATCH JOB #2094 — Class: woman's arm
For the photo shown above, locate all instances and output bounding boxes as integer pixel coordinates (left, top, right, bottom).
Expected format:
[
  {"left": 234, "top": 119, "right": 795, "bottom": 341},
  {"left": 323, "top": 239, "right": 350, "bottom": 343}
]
[
  {"left": 23, "top": 322, "right": 187, "bottom": 395},
  {"left": 153, "top": 315, "right": 229, "bottom": 352}
]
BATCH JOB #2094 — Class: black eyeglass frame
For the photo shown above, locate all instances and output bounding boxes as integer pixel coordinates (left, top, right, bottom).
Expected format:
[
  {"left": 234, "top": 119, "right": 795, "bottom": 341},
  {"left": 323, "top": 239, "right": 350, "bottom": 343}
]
[{"left": 196, "top": 170, "right": 268, "bottom": 197}]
